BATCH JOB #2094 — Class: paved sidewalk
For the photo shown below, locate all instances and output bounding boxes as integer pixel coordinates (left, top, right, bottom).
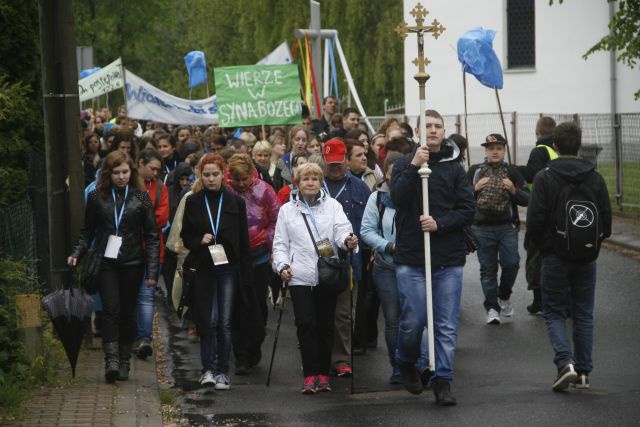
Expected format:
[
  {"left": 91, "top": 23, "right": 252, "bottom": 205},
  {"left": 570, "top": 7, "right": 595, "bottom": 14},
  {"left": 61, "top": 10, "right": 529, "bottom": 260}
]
[{"left": 6, "top": 340, "right": 162, "bottom": 427}]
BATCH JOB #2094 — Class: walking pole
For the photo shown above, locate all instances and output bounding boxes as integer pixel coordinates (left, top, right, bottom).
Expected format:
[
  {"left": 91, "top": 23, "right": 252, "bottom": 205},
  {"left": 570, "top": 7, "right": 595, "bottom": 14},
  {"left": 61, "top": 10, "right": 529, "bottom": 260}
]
[
  {"left": 394, "top": 4, "right": 446, "bottom": 374},
  {"left": 348, "top": 243, "right": 355, "bottom": 395},
  {"left": 495, "top": 88, "right": 512, "bottom": 164},
  {"left": 266, "top": 282, "right": 288, "bottom": 387}
]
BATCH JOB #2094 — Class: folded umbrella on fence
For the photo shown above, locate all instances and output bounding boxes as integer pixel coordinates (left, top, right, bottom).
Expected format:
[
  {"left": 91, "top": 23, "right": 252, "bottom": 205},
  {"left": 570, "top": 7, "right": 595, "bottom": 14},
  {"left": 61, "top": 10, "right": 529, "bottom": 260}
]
[{"left": 42, "top": 284, "right": 93, "bottom": 378}]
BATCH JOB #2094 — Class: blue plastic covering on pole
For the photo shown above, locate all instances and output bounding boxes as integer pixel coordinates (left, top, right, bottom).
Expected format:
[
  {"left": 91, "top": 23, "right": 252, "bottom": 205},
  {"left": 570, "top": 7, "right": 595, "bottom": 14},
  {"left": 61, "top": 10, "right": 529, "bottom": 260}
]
[
  {"left": 184, "top": 51, "right": 208, "bottom": 89},
  {"left": 457, "top": 28, "right": 504, "bottom": 90},
  {"left": 79, "top": 67, "right": 101, "bottom": 79}
]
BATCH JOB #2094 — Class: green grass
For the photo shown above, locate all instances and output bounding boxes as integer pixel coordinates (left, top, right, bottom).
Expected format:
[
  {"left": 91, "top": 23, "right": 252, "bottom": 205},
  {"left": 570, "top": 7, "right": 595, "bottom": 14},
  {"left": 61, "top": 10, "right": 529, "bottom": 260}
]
[
  {"left": 159, "top": 389, "right": 177, "bottom": 406},
  {"left": 596, "top": 162, "right": 640, "bottom": 212}
]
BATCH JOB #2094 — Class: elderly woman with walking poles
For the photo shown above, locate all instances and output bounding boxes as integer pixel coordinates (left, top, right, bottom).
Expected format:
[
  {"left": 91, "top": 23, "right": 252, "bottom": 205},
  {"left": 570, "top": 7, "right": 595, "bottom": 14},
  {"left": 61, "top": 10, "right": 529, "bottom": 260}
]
[
  {"left": 68, "top": 150, "right": 160, "bottom": 383},
  {"left": 272, "top": 162, "right": 358, "bottom": 394}
]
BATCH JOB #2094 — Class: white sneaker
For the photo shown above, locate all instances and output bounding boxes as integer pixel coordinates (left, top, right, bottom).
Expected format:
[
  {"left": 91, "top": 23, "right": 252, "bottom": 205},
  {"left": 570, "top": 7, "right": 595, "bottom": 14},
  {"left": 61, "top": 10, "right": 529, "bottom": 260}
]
[
  {"left": 498, "top": 298, "right": 514, "bottom": 316},
  {"left": 199, "top": 370, "right": 215, "bottom": 386},
  {"left": 486, "top": 308, "right": 501, "bottom": 325},
  {"left": 214, "top": 373, "right": 230, "bottom": 390}
]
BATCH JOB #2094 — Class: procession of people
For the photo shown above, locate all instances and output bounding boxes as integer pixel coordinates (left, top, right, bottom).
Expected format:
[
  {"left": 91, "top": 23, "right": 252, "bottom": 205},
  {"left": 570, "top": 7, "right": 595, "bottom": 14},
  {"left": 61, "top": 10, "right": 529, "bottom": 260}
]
[{"left": 69, "top": 99, "right": 612, "bottom": 406}]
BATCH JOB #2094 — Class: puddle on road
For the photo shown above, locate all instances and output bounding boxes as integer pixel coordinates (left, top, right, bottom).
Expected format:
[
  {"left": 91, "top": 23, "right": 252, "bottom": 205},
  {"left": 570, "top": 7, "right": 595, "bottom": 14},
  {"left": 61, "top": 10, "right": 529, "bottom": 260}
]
[{"left": 187, "top": 412, "right": 279, "bottom": 426}]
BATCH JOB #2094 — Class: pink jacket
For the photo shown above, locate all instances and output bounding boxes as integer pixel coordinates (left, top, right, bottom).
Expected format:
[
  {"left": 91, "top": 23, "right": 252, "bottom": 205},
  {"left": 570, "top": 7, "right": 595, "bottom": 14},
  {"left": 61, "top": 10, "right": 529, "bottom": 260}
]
[{"left": 225, "top": 169, "right": 280, "bottom": 252}]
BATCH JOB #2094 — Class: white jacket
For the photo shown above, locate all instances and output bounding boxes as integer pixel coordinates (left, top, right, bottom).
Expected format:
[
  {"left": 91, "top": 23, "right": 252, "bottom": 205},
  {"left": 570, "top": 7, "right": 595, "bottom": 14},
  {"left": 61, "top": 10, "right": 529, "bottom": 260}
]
[{"left": 272, "top": 190, "right": 355, "bottom": 287}]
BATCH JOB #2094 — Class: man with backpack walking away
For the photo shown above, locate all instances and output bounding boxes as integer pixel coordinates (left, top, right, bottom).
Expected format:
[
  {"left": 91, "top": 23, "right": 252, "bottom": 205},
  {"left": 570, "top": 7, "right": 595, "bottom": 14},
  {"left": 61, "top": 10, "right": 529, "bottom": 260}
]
[{"left": 525, "top": 122, "right": 612, "bottom": 392}]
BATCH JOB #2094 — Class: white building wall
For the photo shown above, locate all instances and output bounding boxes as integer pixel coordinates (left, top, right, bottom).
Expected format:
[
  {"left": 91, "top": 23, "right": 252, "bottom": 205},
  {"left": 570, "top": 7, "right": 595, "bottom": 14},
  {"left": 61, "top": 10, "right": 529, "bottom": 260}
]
[{"left": 402, "top": 0, "right": 639, "bottom": 116}]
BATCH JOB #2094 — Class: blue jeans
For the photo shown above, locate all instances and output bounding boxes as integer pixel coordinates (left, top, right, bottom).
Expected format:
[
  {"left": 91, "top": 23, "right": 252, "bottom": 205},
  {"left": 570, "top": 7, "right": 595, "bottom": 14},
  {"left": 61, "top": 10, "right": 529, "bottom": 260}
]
[
  {"left": 541, "top": 255, "right": 596, "bottom": 373},
  {"left": 473, "top": 225, "right": 520, "bottom": 312},
  {"left": 200, "top": 268, "right": 236, "bottom": 374},
  {"left": 396, "top": 264, "right": 463, "bottom": 382},
  {"left": 372, "top": 264, "right": 400, "bottom": 368},
  {"left": 136, "top": 281, "right": 156, "bottom": 342}
]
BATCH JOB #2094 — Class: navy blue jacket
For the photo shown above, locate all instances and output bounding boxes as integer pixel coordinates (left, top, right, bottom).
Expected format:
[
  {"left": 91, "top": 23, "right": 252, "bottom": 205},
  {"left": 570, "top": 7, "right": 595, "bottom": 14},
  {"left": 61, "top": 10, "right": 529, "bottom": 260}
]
[
  {"left": 391, "top": 141, "right": 476, "bottom": 267},
  {"left": 324, "top": 174, "right": 371, "bottom": 280}
]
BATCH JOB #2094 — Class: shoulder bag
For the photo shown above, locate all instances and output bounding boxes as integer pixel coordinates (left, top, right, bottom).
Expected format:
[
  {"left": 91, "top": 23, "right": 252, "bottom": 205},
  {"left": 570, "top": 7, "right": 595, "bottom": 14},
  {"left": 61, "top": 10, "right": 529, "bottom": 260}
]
[{"left": 301, "top": 213, "right": 347, "bottom": 294}]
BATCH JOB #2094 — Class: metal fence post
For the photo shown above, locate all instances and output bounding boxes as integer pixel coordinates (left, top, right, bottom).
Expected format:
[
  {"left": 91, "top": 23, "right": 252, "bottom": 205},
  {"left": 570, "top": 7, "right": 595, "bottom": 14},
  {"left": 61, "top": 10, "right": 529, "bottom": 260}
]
[
  {"left": 511, "top": 112, "right": 517, "bottom": 164},
  {"left": 455, "top": 114, "right": 461, "bottom": 135},
  {"left": 613, "top": 113, "right": 623, "bottom": 208}
]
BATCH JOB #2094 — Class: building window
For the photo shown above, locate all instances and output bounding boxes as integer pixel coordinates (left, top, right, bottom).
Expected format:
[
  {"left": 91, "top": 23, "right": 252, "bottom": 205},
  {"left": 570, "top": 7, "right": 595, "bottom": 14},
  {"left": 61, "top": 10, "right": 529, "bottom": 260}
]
[{"left": 507, "top": 0, "right": 535, "bottom": 69}]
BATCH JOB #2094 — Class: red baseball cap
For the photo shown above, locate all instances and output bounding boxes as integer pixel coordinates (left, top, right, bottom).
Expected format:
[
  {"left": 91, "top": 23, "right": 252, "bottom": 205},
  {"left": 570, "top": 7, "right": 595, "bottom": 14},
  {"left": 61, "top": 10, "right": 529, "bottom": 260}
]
[{"left": 323, "top": 138, "right": 347, "bottom": 163}]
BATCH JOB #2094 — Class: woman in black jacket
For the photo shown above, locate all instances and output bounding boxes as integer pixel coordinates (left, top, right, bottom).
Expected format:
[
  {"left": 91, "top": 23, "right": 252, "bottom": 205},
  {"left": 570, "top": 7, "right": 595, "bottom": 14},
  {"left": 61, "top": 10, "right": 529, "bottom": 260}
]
[
  {"left": 68, "top": 150, "right": 160, "bottom": 383},
  {"left": 180, "top": 153, "right": 253, "bottom": 389}
]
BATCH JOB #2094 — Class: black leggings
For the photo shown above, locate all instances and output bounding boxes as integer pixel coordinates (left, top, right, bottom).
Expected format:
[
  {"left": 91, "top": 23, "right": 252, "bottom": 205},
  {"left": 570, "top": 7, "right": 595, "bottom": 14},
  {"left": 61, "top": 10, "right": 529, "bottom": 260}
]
[{"left": 98, "top": 262, "right": 145, "bottom": 344}]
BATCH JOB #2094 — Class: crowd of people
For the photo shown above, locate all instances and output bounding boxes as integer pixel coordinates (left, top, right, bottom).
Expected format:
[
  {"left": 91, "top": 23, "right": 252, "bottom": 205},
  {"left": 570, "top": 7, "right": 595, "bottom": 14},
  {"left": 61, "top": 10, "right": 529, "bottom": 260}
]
[{"left": 69, "top": 98, "right": 612, "bottom": 405}]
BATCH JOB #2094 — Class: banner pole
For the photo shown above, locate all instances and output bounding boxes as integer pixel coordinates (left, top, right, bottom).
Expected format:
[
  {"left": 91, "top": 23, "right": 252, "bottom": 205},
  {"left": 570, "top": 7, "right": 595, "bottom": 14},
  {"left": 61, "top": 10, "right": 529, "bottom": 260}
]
[
  {"left": 495, "top": 88, "right": 512, "bottom": 164},
  {"left": 463, "top": 71, "right": 470, "bottom": 168}
]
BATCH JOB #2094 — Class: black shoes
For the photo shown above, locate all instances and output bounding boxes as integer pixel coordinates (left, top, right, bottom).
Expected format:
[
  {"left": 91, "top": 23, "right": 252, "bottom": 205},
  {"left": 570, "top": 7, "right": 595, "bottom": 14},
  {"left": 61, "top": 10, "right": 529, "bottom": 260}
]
[
  {"left": 118, "top": 343, "right": 133, "bottom": 381},
  {"left": 552, "top": 363, "right": 577, "bottom": 392},
  {"left": 431, "top": 379, "right": 457, "bottom": 406},
  {"left": 399, "top": 363, "right": 423, "bottom": 395},
  {"left": 136, "top": 339, "right": 153, "bottom": 360},
  {"left": 103, "top": 341, "right": 120, "bottom": 383},
  {"left": 420, "top": 369, "right": 433, "bottom": 390}
]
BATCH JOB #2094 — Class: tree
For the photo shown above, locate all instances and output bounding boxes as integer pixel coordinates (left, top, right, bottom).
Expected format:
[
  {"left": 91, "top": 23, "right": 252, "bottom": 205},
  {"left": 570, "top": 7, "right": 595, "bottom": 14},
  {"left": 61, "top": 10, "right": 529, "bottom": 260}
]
[
  {"left": 72, "top": 0, "right": 405, "bottom": 115},
  {"left": 551, "top": 0, "right": 640, "bottom": 99}
]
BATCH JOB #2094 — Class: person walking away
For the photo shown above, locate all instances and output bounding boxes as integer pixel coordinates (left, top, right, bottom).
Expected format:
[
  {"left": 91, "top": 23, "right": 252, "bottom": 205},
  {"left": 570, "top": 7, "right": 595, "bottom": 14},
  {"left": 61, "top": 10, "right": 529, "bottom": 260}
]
[
  {"left": 68, "top": 151, "right": 159, "bottom": 383},
  {"left": 468, "top": 134, "right": 529, "bottom": 325},
  {"left": 321, "top": 138, "right": 371, "bottom": 377},
  {"left": 517, "top": 117, "right": 557, "bottom": 314},
  {"left": 180, "top": 153, "right": 253, "bottom": 389},
  {"left": 525, "top": 122, "right": 611, "bottom": 391},
  {"left": 272, "top": 163, "right": 358, "bottom": 394},
  {"left": 390, "top": 110, "right": 475, "bottom": 405},
  {"left": 225, "top": 154, "right": 280, "bottom": 374},
  {"left": 134, "top": 149, "right": 169, "bottom": 359}
]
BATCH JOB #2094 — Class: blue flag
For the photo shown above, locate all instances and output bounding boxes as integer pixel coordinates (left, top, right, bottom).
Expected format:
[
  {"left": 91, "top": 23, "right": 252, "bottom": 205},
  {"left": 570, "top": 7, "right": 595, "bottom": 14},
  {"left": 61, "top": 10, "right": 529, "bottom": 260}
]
[
  {"left": 79, "top": 67, "right": 101, "bottom": 79},
  {"left": 457, "top": 28, "right": 503, "bottom": 90},
  {"left": 184, "top": 51, "right": 208, "bottom": 89}
]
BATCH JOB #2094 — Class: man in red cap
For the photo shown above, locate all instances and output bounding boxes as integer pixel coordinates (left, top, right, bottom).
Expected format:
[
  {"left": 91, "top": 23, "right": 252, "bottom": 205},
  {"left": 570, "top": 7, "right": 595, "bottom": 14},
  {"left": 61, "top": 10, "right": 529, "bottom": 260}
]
[{"left": 322, "top": 138, "right": 371, "bottom": 377}]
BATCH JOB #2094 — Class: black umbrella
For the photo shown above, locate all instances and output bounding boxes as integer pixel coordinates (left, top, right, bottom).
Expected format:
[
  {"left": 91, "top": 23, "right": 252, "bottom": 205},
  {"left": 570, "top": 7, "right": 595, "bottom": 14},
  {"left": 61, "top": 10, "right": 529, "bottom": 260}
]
[{"left": 42, "top": 284, "right": 93, "bottom": 378}]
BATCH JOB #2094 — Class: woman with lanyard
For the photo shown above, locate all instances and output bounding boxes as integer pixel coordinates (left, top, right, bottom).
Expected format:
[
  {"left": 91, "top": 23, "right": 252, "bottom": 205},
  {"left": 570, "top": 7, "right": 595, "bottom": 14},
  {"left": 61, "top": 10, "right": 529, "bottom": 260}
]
[
  {"left": 134, "top": 149, "right": 169, "bottom": 360},
  {"left": 272, "top": 162, "right": 358, "bottom": 394},
  {"left": 275, "top": 125, "right": 309, "bottom": 186},
  {"left": 180, "top": 153, "right": 253, "bottom": 389},
  {"left": 157, "top": 133, "right": 181, "bottom": 184},
  {"left": 68, "top": 151, "right": 159, "bottom": 383},
  {"left": 225, "top": 153, "right": 280, "bottom": 375}
]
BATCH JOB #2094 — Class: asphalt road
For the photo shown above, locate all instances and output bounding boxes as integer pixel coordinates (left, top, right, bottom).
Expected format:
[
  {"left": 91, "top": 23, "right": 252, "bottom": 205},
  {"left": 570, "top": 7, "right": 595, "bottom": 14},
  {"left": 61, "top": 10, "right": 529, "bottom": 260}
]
[{"left": 159, "top": 231, "right": 640, "bottom": 426}]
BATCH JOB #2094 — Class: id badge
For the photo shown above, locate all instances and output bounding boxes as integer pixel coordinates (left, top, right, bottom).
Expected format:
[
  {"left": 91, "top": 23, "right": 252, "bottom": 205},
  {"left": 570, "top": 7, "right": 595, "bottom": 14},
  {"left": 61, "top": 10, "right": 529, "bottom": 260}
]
[
  {"left": 315, "top": 238, "right": 335, "bottom": 257},
  {"left": 208, "top": 244, "right": 229, "bottom": 265},
  {"left": 105, "top": 235, "right": 122, "bottom": 259}
]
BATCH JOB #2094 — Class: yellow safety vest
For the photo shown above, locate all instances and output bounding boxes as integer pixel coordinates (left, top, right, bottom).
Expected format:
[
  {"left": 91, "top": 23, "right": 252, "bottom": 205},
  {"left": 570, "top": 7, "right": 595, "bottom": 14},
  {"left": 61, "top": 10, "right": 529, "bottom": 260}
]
[{"left": 528, "top": 144, "right": 559, "bottom": 189}]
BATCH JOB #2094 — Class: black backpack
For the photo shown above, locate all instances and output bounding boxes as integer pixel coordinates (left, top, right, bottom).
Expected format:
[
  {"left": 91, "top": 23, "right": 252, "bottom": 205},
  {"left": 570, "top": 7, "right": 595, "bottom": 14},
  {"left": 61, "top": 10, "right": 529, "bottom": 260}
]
[{"left": 549, "top": 169, "right": 603, "bottom": 262}]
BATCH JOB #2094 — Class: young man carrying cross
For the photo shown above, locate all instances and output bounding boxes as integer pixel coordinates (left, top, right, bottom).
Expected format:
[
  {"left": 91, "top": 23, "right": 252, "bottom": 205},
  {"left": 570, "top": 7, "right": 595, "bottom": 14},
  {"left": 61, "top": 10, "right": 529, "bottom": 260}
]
[{"left": 391, "top": 110, "right": 475, "bottom": 406}]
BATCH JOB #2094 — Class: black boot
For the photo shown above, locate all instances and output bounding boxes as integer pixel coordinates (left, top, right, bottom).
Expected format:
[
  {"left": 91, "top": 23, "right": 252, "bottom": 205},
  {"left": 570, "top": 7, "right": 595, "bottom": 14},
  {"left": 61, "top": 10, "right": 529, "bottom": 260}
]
[
  {"left": 103, "top": 341, "right": 120, "bottom": 383},
  {"left": 118, "top": 343, "right": 133, "bottom": 381},
  {"left": 527, "top": 288, "right": 542, "bottom": 315},
  {"left": 432, "top": 379, "right": 457, "bottom": 406}
]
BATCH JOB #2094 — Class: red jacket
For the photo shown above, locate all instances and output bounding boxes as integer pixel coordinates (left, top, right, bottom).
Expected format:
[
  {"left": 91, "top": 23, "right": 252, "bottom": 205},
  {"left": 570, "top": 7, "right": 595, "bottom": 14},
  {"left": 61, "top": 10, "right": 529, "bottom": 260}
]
[{"left": 146, "top": 179, "right": 169, "bottom": 263}]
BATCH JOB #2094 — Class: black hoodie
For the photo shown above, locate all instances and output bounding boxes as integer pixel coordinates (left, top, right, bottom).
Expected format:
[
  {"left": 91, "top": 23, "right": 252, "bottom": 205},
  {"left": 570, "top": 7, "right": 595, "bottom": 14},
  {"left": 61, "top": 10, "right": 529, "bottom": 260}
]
[{"left": 525, "top": 156, "right": 612, "bottom": 257}]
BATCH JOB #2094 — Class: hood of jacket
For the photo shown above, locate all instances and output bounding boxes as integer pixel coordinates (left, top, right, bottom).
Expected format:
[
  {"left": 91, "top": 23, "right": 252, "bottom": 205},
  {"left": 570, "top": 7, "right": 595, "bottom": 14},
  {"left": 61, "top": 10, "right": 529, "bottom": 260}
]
[
  {"left": 428, "top": 138, "right": 460, "bottom": 164},
  {"left": 537, "top": 134, "right": 554, "bottom": 148},
  {"left": 547, "top": 156, "right": 595, "bottom": 184}
]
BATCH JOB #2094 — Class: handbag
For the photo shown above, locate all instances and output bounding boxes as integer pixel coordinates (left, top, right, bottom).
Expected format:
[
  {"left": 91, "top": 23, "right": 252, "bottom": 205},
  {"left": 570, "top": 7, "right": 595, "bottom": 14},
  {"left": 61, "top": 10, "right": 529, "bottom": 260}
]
[
  {"left": 79, "top": 247, "right": 102, "bottom": 294},
  {"left": 302, "top": 214, "right": 346, "bottom": 294}
]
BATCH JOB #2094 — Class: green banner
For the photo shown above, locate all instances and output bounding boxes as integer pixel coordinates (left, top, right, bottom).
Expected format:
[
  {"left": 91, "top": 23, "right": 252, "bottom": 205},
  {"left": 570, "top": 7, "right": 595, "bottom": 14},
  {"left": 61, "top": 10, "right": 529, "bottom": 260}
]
[{"left": 214, "top": 64, "right": 302, "bottom": 127}]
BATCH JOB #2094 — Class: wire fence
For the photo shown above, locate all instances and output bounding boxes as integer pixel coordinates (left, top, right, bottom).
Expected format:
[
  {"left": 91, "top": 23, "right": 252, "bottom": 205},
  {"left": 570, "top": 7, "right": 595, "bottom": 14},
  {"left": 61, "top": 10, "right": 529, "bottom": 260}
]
[{"left": 370, "top": 111, "right": 640, "bottom": 211}]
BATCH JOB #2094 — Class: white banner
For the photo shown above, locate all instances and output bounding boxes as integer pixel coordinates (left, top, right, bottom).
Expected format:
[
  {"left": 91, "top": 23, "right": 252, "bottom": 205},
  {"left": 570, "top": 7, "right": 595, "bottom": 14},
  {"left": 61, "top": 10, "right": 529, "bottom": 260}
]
[
  {"left": 78, "top": 58, "right": 124, "bottom": 102},
  {"left": 125, "top": 42, "right": 293, "bottom": 125}
]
